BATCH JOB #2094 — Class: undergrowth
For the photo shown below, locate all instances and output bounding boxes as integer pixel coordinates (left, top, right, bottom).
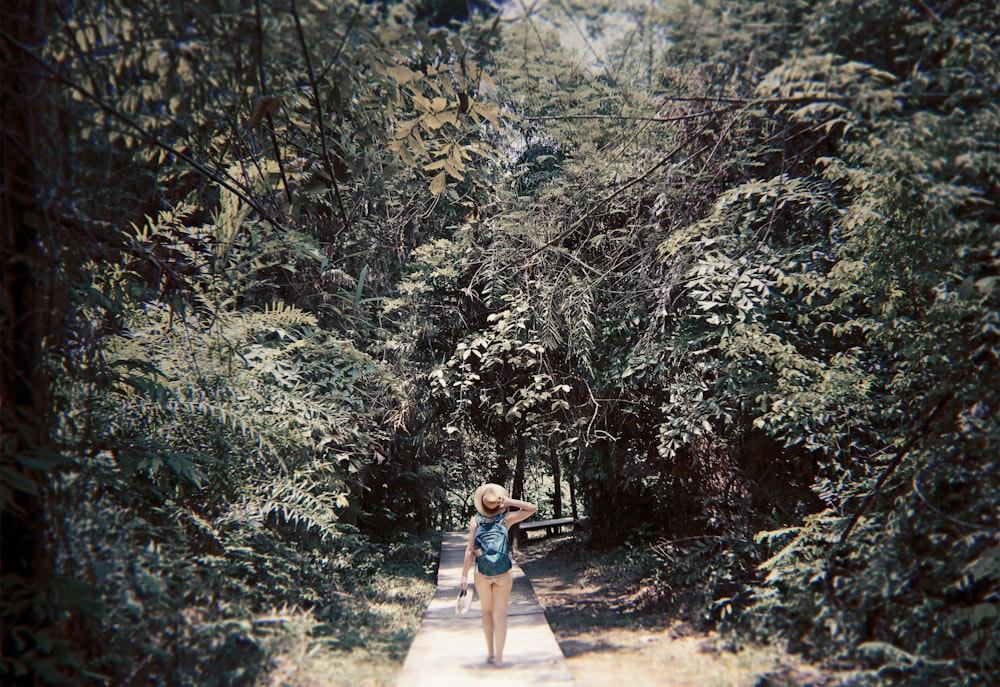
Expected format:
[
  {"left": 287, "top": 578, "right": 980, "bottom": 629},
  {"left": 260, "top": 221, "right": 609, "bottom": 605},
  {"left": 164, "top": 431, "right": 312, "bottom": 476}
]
[{"left": 255, "top": 534, "right": 439, "bottom": 687}]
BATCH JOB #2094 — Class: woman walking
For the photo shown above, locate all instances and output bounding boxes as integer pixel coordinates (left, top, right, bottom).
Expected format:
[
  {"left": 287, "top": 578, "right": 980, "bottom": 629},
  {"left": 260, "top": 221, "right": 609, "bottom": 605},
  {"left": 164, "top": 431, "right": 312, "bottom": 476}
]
[{"left": 460, "top": 483, "right": 537, "bottom": 668}]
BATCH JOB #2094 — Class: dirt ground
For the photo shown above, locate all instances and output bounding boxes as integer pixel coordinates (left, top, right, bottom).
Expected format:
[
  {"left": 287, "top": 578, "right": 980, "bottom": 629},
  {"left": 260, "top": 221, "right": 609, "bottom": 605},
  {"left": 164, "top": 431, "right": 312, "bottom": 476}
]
[{"left": 515, "top": 534, "right": 837, "bottom": 687}]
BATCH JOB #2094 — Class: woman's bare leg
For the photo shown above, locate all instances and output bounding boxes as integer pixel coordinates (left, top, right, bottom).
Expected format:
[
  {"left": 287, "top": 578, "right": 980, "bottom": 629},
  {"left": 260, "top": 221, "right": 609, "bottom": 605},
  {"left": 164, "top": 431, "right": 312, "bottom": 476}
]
[
  {"left": 473, "top": 571, "right": 495, "bottom": 662},
  {"left": 490, "top": 572, "right": 514, "bottom": 667}
]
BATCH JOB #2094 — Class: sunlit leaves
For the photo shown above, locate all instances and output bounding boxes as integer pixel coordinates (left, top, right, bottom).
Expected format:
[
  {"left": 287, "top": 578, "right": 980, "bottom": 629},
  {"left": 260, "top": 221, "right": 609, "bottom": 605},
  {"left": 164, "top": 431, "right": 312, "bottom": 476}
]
[
  {"left": 428, "top": 171, "right": 448, "bottom": 196},
  {"left": 756, "top": 54, "right": 899, "bottom": 120},
  {"left": 427, "top": 295, "right": 572, "bottom": 429},
  {"left": 384, "top": 56, "right": 503, "bottom": 196}
]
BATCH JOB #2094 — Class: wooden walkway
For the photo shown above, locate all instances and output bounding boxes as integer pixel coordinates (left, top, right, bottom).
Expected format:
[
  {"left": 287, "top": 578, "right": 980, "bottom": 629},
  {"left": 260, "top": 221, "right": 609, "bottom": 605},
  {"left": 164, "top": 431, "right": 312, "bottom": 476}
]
[{"left": 396, "top": 531, "right": 576, "bottom": 686}]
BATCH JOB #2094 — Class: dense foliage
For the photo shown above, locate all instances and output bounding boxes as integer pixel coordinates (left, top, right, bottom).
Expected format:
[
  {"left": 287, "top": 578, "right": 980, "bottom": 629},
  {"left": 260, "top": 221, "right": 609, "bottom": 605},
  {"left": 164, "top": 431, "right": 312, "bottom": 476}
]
[
  {"left": 2, "top": 0, "right": 996, "bottom": 685},
  {"left": 2, "top": 1, "right": 456, "bottom": 684}
]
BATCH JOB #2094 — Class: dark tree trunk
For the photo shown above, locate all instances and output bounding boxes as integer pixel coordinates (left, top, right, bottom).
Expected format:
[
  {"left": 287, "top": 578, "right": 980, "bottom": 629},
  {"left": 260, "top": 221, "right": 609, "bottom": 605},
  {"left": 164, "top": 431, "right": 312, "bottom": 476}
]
[
  {"left": 491, "top": 450, "right": 509, "bottom": 487},
  {"left": 549, "top": 440, "right": 562, "bottom": 517},
  {"left": 490, "top": 427, "right": 511, "bottom": 486},
  {"left": 569, "top": 467, "right": 578, "bottom": 520},
  {"left": 587, "top": 440, "right": 620, "bottom": 544},
  {"left": 512, "top": 429, "right": 526, "bottom": 500},
  {"left": 1, "top": 1, "right": 60, "bottom": 682},
  {"left": 2, "top": 0, "right": 50, "bottom": 584},
  {"left": 509, "top": 428, "right": 528, "bottom": 549}
]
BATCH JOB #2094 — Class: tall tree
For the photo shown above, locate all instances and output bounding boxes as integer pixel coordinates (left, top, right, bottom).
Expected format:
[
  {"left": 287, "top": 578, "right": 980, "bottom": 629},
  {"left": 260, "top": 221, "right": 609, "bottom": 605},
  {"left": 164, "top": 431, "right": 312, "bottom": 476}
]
[{"left": 1, "top": 1, "right": 68, "bottom": 680}]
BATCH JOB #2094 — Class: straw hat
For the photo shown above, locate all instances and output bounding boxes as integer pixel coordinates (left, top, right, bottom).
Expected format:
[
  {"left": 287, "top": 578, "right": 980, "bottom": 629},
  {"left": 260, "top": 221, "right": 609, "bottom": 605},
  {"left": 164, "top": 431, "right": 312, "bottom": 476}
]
[{"left": 474, "top": 483, "right": 508, "bottom": 517}]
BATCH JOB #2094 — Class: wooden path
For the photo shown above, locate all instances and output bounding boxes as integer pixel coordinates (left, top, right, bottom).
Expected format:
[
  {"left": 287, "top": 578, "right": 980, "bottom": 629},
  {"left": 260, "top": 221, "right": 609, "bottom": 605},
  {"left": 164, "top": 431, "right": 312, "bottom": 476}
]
[{"left": 396, "top": 531, "right": 576, "bottom": 686}]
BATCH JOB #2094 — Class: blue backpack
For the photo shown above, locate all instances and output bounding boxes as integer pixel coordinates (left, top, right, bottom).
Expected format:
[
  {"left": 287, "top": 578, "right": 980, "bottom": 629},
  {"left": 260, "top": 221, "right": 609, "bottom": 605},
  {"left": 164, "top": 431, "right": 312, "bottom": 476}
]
[{"left": 475, "top": 512, "right": 512, "bottom": 576}]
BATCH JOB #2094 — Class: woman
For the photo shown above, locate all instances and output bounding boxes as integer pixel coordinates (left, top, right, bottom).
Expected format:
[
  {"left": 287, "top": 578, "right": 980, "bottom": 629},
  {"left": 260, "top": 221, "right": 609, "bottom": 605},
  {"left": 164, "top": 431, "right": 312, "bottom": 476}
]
[{"left": 460, "top": 483, "right": 537, "bottom": 668}]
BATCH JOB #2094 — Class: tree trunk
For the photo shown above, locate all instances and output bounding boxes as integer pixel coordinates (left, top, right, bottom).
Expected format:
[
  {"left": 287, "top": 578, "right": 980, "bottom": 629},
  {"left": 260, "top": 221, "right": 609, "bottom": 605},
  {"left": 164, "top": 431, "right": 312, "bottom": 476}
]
[
  {"left": 549, "top": 440, "right": 562, "bottom": 518},
  {"left": 512, "top": 428, "right": 526, "bottom": 500},
  {"left": 569, "top": 451, "right": 579, "bottom": 521},
  {"left": 588, "top": 440, "right": 618, "bottom": 544},
  {"left": 1, "top": 0, "right": 59, "bottom": 681},
  {"left": 491, "top": 429, "right": 511, "bottom": 486},
  {"left": 510, "top": 428, "right": 528, "bottom": 549}
]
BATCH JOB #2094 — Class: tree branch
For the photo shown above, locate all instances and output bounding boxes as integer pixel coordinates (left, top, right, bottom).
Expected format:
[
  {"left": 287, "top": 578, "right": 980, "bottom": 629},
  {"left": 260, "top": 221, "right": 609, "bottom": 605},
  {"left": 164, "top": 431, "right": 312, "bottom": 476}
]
[
  {"left": 316, "top": 5, "right": 361, "bottom": 83},
  {"left": 255, "top": 0, "right": 293, "bottom": 205},
  {"left": 835, "top": 390, "right": 956, "bottom": 549},
  {"left": 526, "top": 109, "right": 724, "bottom": 123},
  {"left": 289, "top": 0, "right": 350, "bottom": 233},
  {"left": 518, "top": 115, "right": 714, "bottom": 265},
  {"left": 0, "top": 28, "right": 281, "bottom": 230},
  {"left": 651, "top": 93, "right": 954, "bottom": 106}
]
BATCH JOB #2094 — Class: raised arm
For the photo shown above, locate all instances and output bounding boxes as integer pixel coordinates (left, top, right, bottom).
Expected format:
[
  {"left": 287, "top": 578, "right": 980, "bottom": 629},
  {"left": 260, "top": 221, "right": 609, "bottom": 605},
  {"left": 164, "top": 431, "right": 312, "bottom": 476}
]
[
  {"left": 460, "top": 516, "right": 478, "bottom": 591},
  {"left": 500, "top": 496, "right": 537, "bottom": 527}
]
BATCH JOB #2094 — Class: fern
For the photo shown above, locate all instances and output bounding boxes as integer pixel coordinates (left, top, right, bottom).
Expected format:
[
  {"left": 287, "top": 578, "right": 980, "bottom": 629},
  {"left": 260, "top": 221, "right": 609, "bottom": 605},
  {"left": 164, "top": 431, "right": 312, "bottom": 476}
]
[{"left": 252, "top": 471, "right": 347, "bottom": 543}]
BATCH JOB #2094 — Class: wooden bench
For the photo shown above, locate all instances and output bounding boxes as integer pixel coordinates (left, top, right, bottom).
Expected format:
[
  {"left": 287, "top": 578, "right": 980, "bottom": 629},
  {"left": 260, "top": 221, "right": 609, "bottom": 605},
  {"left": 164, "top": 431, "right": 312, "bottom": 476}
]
[{"left": 517, "top": 516, "right": 579, "bottom": 541}]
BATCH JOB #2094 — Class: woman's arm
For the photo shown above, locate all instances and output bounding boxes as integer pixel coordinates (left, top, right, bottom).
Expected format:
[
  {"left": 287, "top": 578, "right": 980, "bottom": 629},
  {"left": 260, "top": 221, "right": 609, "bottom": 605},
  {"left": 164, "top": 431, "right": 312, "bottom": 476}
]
[
  {"left": 501, "top": 496, "right": 537, "bottom": 527},
  {"left": 460, "top": 517, "right": 478, "bottom": 590}
]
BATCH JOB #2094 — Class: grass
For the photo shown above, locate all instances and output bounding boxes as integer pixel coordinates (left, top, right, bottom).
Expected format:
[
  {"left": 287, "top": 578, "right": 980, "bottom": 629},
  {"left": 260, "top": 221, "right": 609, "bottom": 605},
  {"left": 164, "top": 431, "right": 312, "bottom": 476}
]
[
  {"left": 255, "top": 533, "right": 440, "bottom": 687},
  {"left": 518, "top": 534, "right": 850, "bottom": 687}
]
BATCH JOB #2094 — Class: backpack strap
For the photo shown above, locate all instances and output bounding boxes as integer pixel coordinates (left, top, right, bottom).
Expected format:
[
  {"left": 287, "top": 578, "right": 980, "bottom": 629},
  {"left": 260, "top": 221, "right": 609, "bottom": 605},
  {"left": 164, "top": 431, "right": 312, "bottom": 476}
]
[{"left": 476, "top": 512, "right": 506, "bottom": 526}]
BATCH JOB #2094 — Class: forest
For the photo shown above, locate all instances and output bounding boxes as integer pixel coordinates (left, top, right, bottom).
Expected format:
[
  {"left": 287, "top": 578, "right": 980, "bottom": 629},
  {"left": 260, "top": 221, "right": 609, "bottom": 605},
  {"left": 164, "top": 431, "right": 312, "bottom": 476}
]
[{"left": 1, "top": 0, "right": 997, "bottom": 685}]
